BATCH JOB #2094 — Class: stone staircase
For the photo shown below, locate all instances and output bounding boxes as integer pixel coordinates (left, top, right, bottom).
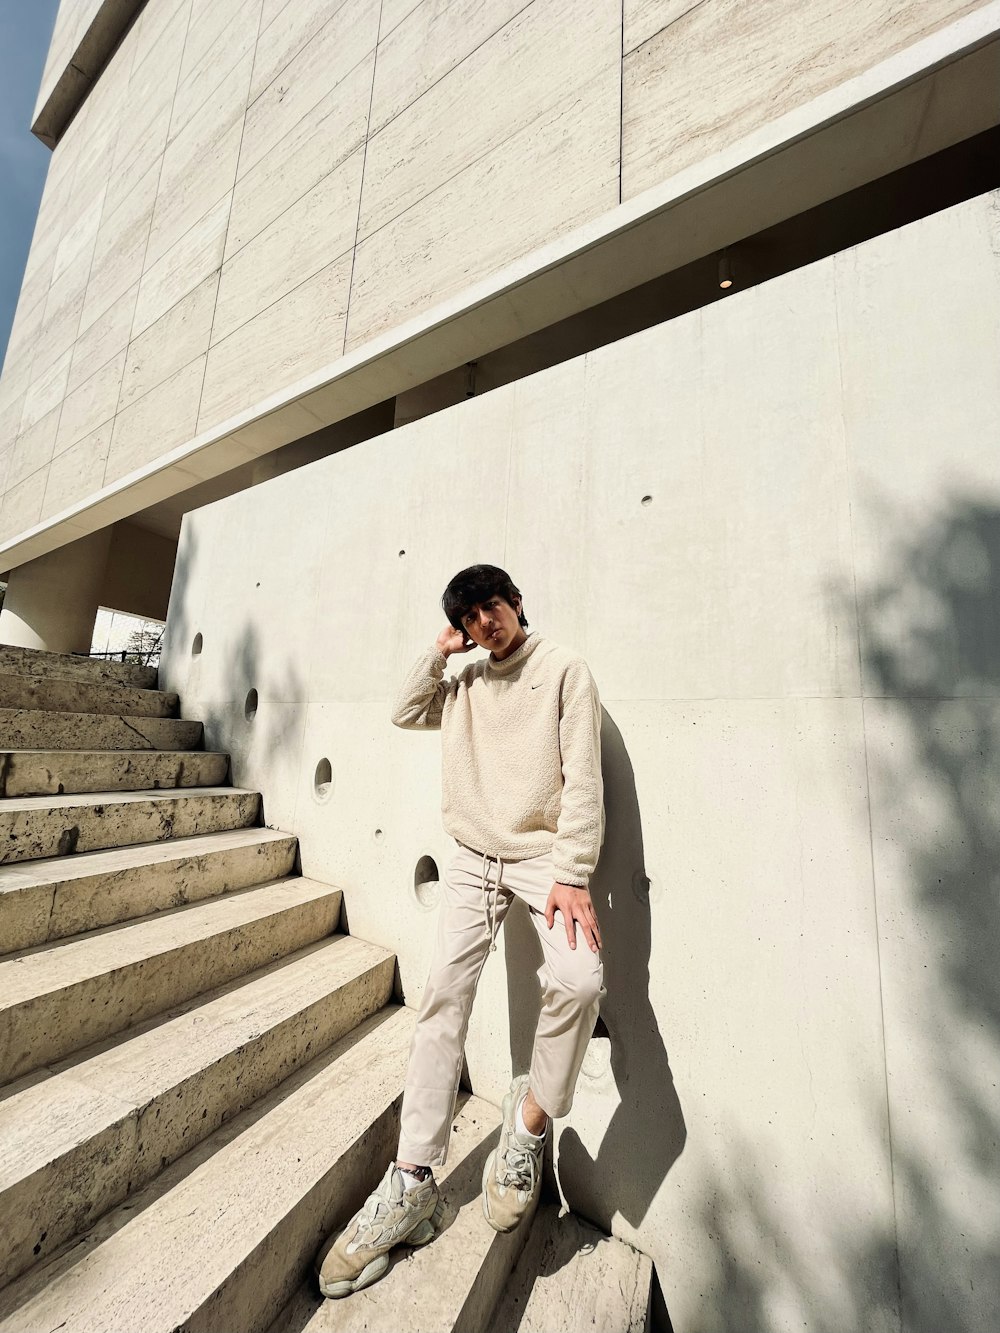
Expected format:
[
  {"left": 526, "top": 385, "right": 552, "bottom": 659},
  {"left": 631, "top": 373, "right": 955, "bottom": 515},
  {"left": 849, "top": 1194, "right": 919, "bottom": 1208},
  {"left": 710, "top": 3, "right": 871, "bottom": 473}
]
[{"left": 0, "top": 645, "right": 651, "bottom": 1332}]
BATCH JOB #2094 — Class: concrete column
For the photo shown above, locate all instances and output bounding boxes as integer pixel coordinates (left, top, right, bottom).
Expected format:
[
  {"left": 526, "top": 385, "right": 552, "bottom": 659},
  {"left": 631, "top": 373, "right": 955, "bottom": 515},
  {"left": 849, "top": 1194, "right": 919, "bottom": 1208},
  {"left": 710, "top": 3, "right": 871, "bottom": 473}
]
[{"left": 0, "top": 528, "right": 112, "bottom": 653}]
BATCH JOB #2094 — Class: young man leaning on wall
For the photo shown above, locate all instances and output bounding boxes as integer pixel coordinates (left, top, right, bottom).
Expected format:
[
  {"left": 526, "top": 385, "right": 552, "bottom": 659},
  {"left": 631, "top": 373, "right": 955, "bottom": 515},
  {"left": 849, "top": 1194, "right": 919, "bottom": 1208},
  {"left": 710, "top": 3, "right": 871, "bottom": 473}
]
[{"left": 315, "top": 563, "right": 606, "bottom": 1298}]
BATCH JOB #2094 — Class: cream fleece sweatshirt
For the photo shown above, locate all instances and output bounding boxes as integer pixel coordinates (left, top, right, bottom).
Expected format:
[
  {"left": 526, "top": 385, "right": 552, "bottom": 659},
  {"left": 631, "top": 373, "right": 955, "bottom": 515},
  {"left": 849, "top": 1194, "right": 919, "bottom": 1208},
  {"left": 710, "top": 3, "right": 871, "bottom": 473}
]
[{"left": 391, "top": 633, "right": 604, "bottom": 886}]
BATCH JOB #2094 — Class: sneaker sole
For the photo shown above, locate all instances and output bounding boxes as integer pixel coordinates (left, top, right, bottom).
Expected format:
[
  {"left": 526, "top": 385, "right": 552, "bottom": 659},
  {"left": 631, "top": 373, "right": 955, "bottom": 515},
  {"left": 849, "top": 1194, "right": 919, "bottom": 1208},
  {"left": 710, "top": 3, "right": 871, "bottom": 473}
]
[{"left": 318, "top": 1216, "right": 438, "bottom": 1299}]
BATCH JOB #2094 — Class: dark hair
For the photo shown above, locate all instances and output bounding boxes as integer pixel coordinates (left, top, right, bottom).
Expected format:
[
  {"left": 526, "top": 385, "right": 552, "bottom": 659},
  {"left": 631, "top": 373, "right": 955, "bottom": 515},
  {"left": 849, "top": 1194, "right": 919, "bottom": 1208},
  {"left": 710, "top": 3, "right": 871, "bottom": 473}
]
[{"left": 442, "top": 564, "right": 528, "bottom": 630}]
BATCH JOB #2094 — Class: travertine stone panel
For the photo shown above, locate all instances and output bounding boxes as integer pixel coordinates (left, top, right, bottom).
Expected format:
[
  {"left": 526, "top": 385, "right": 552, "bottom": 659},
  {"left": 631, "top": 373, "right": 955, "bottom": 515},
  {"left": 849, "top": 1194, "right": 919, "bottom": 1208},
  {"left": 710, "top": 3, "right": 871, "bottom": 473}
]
[
  {"left": 239, "top": 0, "right": 378, "bottom": 179},
  {"left": 226, "top": 53, "right": 372, "bottom": 259},
  {"left": 379, "top": 0, "right": 423, "bottom": 39},
  {"left": 369, "top": 0, "right": 529, "bottom": 135},
  {"left": 249, "top": 0, "right": 349, "bottom": 103},
  {"left": 102, "top": 4, "right": 186, "bottom": 220},
  {"left": 0, "top": 827, "right": 297, "bottom": 952},
  {"left": 146, "top": 53, "right": 253, "bottom": 268},
  {"left": 622, "top": 0, "right": 992, "bottom": 199},
  {"left": 170, "top": 0, "right": 262, "bottom": 145},
  {"left": 0, "top": 748, "right": 228, "bottom": 798},
  {"left": 199, "top": 253, "right": 352, "bottom": 432},
  {"left": 66, "top": 282, "right": 138, "bottom": 396},
  {"left": 82, "top": 162, "right": 160, "bottom": 334},
  {"left": 0, "top": 471, "right": 48, "bottom": 546},
  {"left": 31, "top": 252, "right": 90, "bottom": 382},
  {"left": 133, "top": 195, "right": 230, "bottom": 338},
  {"left": 358, "top": 0, "right": 619, "bottom": 240},
  {"left": 120, "top": 273, "right": 219, "bottom": 410},
  {"left": 33, "top": 0, "right": 106, "bottom": 120},
  {"left": 0, "top": 787, "right": 260, "bottom": 866},
  {"left": 51, "top": 188, "right": 105, "bottom": 288},
  {"left": 19, "top": 351, "right": 71, "bottom": 435},
  {"left": 213, "top": 147, "right": 363, "bottom": 345},
  {"left": 40, "top": 423, "right": 113, "bottom": 521},
  {"left": 0, "top": 934, "right": 389, "bottom": 1287},
  {"left": 2, "top": 296, "right": 47, "bottom": 387},
  {"left": 53, "top": 348, "right": 126, "bottom": 454},
  {"left": 346, "top": 67, "right": 620, "bottom": 347},
  {"left": 8, "top": 410, "right": 60, "bottom": 492},
  {"left": 105, "top": 356, "right": 206, "bottom": 485},
  {"left": 623, "top": 0, "right": 701, "bottom": 54}
]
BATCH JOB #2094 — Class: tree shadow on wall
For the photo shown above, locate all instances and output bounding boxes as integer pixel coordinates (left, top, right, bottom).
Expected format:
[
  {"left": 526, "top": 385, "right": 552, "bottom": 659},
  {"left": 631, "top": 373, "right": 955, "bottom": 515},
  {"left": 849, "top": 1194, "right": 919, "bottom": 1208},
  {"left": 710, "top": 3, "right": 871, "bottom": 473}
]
[
  {"left": 503, "top": 710, "right": 686, "bottom": 1249},
  {"left": 158, "top": 523, "right": 308, "bottom": 827},
  {"left": 681, "top": 495, "right": 1000, "bottom": 1333}
]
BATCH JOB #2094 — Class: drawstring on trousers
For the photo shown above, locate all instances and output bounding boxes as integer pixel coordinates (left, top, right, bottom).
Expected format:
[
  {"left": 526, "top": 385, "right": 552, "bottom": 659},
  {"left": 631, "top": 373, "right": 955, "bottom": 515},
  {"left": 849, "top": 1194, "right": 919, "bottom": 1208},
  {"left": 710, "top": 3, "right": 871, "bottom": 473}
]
[{"left": 480, "top": 851, "right": 504, "bottom": 953}]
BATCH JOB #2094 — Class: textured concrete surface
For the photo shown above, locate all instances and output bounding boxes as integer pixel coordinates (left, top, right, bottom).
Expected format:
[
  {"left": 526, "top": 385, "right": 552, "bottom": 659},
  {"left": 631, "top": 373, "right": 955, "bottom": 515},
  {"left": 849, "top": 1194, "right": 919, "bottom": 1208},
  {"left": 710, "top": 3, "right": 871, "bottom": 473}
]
[
  {"left": 0, "top": 747, "right": 228, "bottom": 797},
  {"left": 0, "top": 786, "right": 261, "bottom": 865},
  {"left": 0, "top": 877, "right": 341, "bottom": 1083},
  {"left": 0, "top": 826, "right": 298, "bottom": 952},
  {"left": 0, "top": 708, "right": 201, "bottom": 752},
  {"left": 0, "top": 933, "right": 393, "bottom": 1287},
  {"left": 0, "top": 1006, "right": 415, "bottom": 1333},
  {"left": 0, "top": 673, "right": 177, "bottom": 718},
  {"left": 271, "top": 1094, "right": 530, "bottom": 1333},
  {"left": 159, "top": 193, "right": 1000, "bottom": 1332},
  {"left": 487, "top": 1204, "right": 651, "bottom": 1333},
  {"left": 0, "top": 644, "right": 156, "bottom": 689}
]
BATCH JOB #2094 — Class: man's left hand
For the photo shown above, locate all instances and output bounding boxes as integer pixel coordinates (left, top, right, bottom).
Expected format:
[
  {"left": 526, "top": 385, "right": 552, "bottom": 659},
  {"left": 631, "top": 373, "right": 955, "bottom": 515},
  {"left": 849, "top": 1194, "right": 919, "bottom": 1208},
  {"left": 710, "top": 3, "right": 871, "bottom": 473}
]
[{"left": 544, "top": 883, "right": 602, "bottom": 953}]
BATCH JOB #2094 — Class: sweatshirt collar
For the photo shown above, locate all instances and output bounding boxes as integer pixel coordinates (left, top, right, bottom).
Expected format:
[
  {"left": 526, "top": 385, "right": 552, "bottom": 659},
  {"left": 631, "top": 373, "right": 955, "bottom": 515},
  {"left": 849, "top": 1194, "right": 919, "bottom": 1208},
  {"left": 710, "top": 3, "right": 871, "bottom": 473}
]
[{"left": 485, "top": 631, "right": 541, "bottom": 676}]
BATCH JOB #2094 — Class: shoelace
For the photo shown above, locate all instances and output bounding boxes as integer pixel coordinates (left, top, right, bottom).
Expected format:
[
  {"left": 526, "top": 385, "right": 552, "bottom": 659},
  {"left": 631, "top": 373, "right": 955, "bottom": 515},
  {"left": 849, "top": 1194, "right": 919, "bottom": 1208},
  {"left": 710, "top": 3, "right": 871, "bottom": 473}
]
[{"left": 499, "top": 1142, "right": 539, "bottom": 1195}]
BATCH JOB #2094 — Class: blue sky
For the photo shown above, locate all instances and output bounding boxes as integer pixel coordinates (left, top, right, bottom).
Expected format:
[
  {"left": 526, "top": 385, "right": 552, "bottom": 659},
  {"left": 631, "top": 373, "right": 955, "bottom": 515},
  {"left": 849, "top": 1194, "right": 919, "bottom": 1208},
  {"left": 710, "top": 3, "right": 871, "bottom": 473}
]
[{"left": 0, "top": 0, "right": 61, "bottom": 366}]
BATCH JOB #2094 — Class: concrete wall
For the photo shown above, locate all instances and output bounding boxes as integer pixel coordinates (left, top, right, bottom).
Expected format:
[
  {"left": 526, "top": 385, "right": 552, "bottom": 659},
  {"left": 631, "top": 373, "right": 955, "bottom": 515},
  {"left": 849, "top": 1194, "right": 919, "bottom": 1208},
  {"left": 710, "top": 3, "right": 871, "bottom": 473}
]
[
  {"left": 160, "top": 191, "right": 1000, "bottom": 1332},
  {"left": 0, "top": 0, "right": 991, "bottom": 555}
]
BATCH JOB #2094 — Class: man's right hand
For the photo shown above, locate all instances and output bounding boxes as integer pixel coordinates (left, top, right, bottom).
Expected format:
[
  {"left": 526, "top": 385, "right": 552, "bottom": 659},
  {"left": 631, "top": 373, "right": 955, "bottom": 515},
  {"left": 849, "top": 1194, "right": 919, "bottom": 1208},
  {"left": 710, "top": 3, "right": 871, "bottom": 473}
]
[{"left": 436, "top": 625, "right": 474, "bottom": 658}]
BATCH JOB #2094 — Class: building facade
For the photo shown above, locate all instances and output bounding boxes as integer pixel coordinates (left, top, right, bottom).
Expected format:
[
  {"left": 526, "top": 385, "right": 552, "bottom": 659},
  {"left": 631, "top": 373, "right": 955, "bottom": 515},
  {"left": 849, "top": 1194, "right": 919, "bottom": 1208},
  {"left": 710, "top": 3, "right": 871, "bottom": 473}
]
[{"left": 1, "top": 2, "right": 998, "bottom": 1329}]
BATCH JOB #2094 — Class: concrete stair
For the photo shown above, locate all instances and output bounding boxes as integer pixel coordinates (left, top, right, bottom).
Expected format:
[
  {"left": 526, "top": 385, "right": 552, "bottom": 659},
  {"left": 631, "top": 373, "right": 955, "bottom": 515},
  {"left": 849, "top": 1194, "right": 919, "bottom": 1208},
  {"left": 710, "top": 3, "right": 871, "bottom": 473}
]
[{"left": 0, "top": 646, "right": 651, "bottom": 1332}]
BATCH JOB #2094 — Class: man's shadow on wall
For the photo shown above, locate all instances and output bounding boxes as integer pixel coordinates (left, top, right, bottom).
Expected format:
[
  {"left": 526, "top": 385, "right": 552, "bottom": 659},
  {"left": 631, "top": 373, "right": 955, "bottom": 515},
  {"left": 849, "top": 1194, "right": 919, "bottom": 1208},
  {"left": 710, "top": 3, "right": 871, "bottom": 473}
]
[{"left": 504, "top": 709, "right": 686, "bottom": 1235}]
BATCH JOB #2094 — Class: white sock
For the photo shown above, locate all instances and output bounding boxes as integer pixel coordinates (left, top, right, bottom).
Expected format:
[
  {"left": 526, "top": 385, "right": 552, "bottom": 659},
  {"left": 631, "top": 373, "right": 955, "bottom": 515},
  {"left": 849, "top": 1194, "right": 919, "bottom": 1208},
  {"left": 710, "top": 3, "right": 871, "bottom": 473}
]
[
  {"left": 397, "top": 1166, "right": 431, "bottom": 1191},
  {"left": 515, "top": 1095, "right": 546, "bottom": 1141}
]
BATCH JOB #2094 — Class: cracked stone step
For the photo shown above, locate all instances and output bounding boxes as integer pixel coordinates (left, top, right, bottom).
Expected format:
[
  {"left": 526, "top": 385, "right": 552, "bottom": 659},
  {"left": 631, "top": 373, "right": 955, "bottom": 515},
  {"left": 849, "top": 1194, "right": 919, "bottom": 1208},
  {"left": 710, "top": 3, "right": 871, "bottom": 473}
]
[
  {"left": 0, "top": 673, "right": 179, "bottom": 718},
  {"left": 0, "top": 1005, "right": 416, "bottom": 1333},
  {"left": 0, "top": 749, "right": 230, "bottom": 798},
  {"left": 0, "top": 646, "right": 157, "bottom": 689},
  {"left": 0, "top": 786, "right": 261, "bottom": 865},
  {"left": 0, "top": 708, "right": 202, "bottom": 751},
  {"left": 0, "top": 827, "right": 298, "bottom": 954},
  {"left": 269, "top": 1093, "right": 533, "bottom": 1333},
  {"left": 0, "top": 876, "right": 342, "bottom": 1084},
  {"left": 0, "top": 932, "right": 395, "bottom": 1288},
  {"left": 486, "top": 1204, "right": 653, "bottom": 1333}
]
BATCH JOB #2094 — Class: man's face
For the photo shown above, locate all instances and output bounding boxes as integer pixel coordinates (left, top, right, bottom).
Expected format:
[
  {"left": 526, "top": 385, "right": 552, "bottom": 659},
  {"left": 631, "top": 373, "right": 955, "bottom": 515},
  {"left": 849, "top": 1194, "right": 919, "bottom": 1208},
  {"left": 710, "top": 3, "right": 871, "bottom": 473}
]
[{"left": 459, "top": 594, "right": 526, "bottom": 660}]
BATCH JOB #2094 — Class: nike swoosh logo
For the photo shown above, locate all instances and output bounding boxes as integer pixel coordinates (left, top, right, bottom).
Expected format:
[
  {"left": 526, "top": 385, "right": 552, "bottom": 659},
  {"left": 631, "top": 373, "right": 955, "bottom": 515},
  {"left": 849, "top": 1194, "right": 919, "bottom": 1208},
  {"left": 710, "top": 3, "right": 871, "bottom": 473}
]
[{"left": 531, "top": 684, "right": 541, "bottom": 689}]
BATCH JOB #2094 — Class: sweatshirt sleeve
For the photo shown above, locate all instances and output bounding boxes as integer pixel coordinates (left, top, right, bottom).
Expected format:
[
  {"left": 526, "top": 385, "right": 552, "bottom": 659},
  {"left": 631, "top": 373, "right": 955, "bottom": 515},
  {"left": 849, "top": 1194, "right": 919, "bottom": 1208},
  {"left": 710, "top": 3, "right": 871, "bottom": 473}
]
[
  {"left": 391, "top": 646, "right": 451, "bottom": 730},
  {"left": 551, "top": 659, "right": 604, "bottom": 886}
]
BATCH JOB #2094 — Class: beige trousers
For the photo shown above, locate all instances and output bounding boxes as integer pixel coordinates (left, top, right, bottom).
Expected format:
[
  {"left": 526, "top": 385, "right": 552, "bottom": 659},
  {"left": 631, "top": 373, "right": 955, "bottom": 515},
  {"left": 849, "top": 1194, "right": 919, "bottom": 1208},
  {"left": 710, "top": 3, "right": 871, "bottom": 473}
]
[{"left": 396, "top": 844, "right": 605, "bottom": 1169}]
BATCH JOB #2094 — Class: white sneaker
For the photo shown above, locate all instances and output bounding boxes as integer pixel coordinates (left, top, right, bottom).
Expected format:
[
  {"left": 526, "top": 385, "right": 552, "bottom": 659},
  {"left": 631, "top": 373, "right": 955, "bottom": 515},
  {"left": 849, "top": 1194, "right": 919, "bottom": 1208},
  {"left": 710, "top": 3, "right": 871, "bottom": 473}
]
[
  {"left": 316, "top": 1164, "right": 440, "bottom": 1298},
  {"left": 482, "top": 1075, "right": 545, "bottom": 1232}
]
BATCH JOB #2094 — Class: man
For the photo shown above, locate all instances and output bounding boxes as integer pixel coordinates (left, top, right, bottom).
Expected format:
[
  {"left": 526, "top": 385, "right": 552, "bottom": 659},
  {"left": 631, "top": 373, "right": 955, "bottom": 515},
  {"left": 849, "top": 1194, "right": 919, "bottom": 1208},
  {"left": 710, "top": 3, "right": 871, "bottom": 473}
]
[{"left": 317, "top": 564, "right": 605, "bottom": 1298}]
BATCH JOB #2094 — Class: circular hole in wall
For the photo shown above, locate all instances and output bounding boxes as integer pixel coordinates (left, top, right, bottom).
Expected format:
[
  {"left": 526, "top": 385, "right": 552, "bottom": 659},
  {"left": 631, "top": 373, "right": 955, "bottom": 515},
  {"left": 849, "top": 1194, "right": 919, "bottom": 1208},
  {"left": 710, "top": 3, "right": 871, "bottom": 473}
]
[
  {"left": 413, "top": 854, "right": 440, "bottom": 910},
  {"left": 398, "top": 549, "right": 406, "bottom": 558},
  {"left": 191, "top": 632, "right": 203, "bottom": 655},
  {"left": 641, "top": 494, "right": 653, "bottom": 507},
  {"left": 244, "top": 688, "right": 258, "bottom": 721},
  {"left": 374, "top": 828, "right": 384, "bottom": 842},
  {"left": 313, "top": 757, "right": 333, "bottom": 801}
]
